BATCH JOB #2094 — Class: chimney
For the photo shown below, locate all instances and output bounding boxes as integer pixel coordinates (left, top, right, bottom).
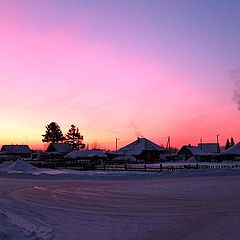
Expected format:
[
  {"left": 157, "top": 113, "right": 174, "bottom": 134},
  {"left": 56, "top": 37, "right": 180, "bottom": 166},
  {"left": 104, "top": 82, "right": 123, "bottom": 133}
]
[{"left": 137, "top": 137, "right": 140, "bottom": 142}]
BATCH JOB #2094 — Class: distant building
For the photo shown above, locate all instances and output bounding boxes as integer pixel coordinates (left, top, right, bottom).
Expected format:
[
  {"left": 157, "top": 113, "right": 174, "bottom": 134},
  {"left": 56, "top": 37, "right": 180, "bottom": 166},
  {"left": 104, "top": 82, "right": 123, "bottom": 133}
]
[
  {"left": 114, "top": 137, "right": 166, "bottom": 163},
  {"left": 221, "top": 142, "right": 240, "bottom": 158},
  {"left": 177, "top": 145, "right": 214, "bottom": 161},
  {"left": 1, "top": 145, "right": 32, "bottom": 159},
  {"left": 46, "top": 143, "right": 72, "bottom": 154},
  {"left": 65, "top": 150, "right": 107, "bottom": 159},
  {"left": 65, "top": 150, "right": 107, "bottom": 165},
  {"left": 198, "top": 143, "right": 220, "bottom": 153}
]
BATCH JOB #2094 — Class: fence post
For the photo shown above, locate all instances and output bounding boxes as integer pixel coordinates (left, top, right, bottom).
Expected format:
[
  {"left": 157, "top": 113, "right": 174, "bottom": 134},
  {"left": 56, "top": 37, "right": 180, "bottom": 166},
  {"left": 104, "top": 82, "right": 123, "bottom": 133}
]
[
  {"left": 144, "top": 164, "right": 147, "bottom": 172},
  {"left": 125, "top": 164, "right": 127, "bottom": 171},
  {"left": 160, "top": 164, "right": 162, "bottom": 172}
]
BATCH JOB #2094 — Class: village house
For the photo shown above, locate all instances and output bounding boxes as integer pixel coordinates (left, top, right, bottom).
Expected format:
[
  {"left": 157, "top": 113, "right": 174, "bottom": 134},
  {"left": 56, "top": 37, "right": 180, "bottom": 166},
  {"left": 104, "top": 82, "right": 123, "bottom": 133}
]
[
  {"left": 177, "top": 143, "right": 220, "bottom": 161},
  {"left": 65, "top": 150, "right": 107, "bottom": 165},
  {"left": 197, "top": 143, "right": 220, "bottom": 153},
  {"left": 220, "top": 142, "right": 240, "bottom": 160},
  {"left": 46, "top": 143, "right": 72, "bottom": 154},
  {"left": 0, "top": 145, "right": 32, "bottom": 159},
  {"left": 113, "top": 137, "right": 166, "bottom": 163}
]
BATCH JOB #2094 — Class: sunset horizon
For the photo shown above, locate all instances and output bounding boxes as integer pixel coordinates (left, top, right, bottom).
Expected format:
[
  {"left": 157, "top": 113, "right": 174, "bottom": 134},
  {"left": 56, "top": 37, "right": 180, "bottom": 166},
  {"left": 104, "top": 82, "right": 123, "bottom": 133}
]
[{"left": 1, "top": 1, "right": 240, "bottom": 150}]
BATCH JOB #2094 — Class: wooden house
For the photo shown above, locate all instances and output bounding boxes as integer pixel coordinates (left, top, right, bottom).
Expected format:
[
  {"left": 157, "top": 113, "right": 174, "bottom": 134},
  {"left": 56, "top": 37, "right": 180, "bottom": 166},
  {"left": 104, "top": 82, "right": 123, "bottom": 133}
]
[
  {"left": 46, "top": 143, "right": 72, "bottom": 154},
  {"left": 0, "top": 145, "right": 32, "bottom": 159},
  {"left": 114, "top": 137, "right": 166, "bottom": 163}
]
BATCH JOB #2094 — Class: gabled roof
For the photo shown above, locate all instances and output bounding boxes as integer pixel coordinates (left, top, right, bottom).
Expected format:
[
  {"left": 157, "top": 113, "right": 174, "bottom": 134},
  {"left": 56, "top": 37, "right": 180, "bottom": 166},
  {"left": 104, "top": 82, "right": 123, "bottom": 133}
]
[
  {"left": 188, "top": 146, "right": 211, "bottom": 156},
  {"left": 1, "top": 145, "right": 32, "bottom": 154},
  {"left": 178, "top": 145, "right": 211, "bottom": 156},
  {"left": 115, "top": 138, "right": 166, "bottom": 156},
  {"left": 222, "top": 142, "right": 240, "bottom": 155},
  {"left": 65, "top": 150, "right": 107, "bottom": 159},
  {"left": 47, "top": 143, "right": 72, "bottom": 153},
  {"left": 197, "top": 143, "right": 220, "bottom": 153}
]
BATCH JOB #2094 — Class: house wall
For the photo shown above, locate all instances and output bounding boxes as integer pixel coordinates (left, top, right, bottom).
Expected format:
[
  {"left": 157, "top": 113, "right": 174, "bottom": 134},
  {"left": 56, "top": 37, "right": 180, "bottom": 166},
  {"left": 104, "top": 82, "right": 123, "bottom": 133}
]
[
  {"left": 138, "top": 150, "right": 161, "bottom": 163},
  {"left": 177, "top": 147, "right": 193, "bottom": 160}
]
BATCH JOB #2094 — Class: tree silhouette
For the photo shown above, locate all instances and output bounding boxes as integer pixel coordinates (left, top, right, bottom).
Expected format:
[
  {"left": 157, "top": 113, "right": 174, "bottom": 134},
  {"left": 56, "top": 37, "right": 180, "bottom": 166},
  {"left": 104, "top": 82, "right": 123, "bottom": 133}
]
[
  {"left": 42, "top": 122, "right": 65, "bottom": 143},
  {"left": 225, "top": 138, "right": 230, "bottom": 150},
  {"left": 65, "top": 124, "right": 85, "bottom": 150},
  {"left": 230, "top": 137, "right": 235, "bottom": 147}
]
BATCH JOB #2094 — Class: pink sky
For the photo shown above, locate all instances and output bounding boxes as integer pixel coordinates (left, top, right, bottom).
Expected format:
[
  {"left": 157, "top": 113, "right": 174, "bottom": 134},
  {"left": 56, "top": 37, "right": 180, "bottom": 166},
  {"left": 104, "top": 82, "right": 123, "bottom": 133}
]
[{"left": 0, "top": 1, "right": 240, "bottom": 150}]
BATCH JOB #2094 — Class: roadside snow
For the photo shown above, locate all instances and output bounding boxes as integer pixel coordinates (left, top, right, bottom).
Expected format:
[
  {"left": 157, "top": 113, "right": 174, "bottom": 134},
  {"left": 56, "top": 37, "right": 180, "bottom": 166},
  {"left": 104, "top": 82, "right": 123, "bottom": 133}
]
[{"left": 0, "top": 160, "right": 240, "bottom": 180}]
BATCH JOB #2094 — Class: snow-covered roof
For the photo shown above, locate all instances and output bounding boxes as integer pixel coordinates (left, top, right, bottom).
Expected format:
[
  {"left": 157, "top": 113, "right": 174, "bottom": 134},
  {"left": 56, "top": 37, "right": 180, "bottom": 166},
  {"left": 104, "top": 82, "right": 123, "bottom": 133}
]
[
  {"left": 47, "top": 143, "right": 72, "bottom": 153},
  {"left": 115, "top": 138, "right": 166, "bottom": 156},
  {"left": 65, "top": 150, "right": 107, "bottom": 159},
  {"left": 222, "top": 142, "right": 240, "bottom": 155},
  {"left": 197, "top": 143, "right": 220, "bottom": 153},
  {"left": 188, "top": 146, "right": 211, "bottom": 156},
  {"left": 1, "top": 145, "right": 32, "bottom": 154},
  {"left": 178, "top": 146, "right": 211, "bottom": 156}
]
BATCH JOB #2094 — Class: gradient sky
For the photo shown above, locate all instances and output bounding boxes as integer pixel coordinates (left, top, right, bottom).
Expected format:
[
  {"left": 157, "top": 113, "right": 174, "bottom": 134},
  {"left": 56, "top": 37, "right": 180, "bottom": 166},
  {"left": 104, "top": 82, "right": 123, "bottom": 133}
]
[{"left": 1, "top": 0, "right": 240, "bottom": 150}]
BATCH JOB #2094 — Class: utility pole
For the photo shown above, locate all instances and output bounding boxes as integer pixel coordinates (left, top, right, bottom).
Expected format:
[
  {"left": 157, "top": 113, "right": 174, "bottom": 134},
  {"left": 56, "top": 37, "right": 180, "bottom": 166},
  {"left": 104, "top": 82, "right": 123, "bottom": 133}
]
[
  {"left": 115, "top": 138, "right": 120, "bottom": 151},
  {"left": 166, "top": 136, "right": 171, "bottom": 152},
  {"left": 200, "top": 138, "right": 203, "bottom": 150},
  {"left": 216, "top": 134, "right": 220, "bottom": 153}
]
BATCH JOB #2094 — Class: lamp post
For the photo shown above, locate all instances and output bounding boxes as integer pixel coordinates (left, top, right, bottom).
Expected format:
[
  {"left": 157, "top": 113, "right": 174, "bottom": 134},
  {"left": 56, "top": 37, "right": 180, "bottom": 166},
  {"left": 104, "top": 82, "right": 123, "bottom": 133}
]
[{"left": 115, "top": 138, "right": 120, "bottom": 151}]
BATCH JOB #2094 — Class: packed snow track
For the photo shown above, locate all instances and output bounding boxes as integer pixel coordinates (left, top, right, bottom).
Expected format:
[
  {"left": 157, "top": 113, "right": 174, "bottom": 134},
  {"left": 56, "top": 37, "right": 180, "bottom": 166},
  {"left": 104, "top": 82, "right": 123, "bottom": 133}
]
[{"left": 0, "top": 174, "right": 240, "bottom": 240}]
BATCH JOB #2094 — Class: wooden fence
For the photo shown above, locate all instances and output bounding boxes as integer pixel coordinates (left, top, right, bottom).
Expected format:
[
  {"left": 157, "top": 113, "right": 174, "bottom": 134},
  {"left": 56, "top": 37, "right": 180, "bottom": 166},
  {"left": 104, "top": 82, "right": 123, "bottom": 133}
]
[
  {"left": 94, "top": 163, "right": 240, "bottom": 173},
  {"left": 26, "top": 160, "right": 240, "bottom": 173}
]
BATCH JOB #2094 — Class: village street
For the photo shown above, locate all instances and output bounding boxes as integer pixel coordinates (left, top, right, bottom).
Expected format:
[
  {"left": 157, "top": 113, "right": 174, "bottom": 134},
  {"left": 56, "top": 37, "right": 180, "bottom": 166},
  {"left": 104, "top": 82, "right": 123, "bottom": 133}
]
[{"left": 0, "top": 174, "right": 240, "bottom": 240}]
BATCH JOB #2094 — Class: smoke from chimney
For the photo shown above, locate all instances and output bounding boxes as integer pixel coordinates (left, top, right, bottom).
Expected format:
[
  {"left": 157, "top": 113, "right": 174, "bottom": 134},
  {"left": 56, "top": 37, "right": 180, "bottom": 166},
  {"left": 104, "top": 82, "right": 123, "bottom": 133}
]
[
  {"left": 230, "top": 69, "right": 240, "bottom": 110},
  {"left": 130, "top": 119, "right": 144, "bottom": 138}
]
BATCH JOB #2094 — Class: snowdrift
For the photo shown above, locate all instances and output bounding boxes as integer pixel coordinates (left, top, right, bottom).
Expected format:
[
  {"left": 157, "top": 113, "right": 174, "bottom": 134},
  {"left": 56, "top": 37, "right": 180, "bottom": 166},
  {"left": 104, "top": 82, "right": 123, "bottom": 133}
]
[{"left": 0, "top": 159, "right": 39, "bottom": 174}]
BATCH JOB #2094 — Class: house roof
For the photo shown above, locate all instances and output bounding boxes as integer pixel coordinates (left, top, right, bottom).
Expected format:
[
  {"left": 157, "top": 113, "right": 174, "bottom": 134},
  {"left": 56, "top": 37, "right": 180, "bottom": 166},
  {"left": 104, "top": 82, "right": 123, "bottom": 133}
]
[
  {"left": 115, "top": 137, "right": 166, "bottom": 156},
  {"left": 65, "top": 150, "right": 107, "bottom": 159},
  {"left": 222, "top": 142, "right": 240, "bottom": 155},
  {"left": 197, "top": 143, "right": 220, "bottom": 153},
  {"left": 1, "top": 145, "right": 32, "bottom": 154},
  {"left": 178, "top": 146, "right": 211, "bottom": 156},
  {"left": 47, "top": 143, "right": 72, "bottom": 153},
  {"left": 187, "top": 146, "right": 208, "bottom": 155}
]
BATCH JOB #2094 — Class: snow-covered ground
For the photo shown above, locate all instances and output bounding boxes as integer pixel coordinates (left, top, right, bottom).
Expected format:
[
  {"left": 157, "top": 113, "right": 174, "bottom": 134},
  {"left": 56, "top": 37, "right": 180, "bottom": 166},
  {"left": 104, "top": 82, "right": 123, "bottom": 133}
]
[{"left": 0, "top": 160, "right": 240, "bottom": 239}]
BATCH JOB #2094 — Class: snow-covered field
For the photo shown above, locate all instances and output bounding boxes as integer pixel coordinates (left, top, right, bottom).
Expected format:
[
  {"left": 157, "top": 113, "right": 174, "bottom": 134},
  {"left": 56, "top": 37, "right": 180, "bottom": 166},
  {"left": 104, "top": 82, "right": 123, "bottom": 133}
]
[{"left": 0, "top": 160, "right": 240, "bottom": 240}]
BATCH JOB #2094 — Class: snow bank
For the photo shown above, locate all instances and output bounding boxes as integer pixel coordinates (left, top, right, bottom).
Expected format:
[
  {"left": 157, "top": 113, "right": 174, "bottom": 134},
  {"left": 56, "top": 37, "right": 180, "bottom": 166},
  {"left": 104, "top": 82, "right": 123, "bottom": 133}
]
[
  {"left": 0, "top": 160, "right": 240, "bottom": 180},
  {"left": 0, "top": 160, "right": 39, "bottom": 174},
  {"left": 0, "top": 161, "right": 14, "bottom": 168}
]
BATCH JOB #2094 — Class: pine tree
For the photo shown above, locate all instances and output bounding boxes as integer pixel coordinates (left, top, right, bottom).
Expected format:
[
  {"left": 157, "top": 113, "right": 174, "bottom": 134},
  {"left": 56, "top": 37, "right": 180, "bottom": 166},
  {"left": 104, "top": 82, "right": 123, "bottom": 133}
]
[
  {"left": 225, "top": 138, "right": 230, "bottom": 150},
  {"left": 230, "top": 137, "right": 235, "bottom": 147},
  {"left": 65, "top": 124, "right": 85, "bottom": 150},
  {"left": 42, "top": 122, "right": 65, "bottom": 143}
]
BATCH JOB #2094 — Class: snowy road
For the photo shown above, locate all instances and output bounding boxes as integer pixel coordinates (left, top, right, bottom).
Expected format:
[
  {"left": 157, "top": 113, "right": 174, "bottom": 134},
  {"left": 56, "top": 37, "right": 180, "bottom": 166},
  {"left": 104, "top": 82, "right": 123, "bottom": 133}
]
[{"left": 0, "top": 175, "right": 240, "bottom": 240}]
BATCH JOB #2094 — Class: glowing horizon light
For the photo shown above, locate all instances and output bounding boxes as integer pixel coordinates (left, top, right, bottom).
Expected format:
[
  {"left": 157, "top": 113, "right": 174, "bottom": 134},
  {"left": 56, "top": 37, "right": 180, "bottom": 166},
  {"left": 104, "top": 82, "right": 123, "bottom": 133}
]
[{"left": 0, "top": 1, "right": 240, "bottom": 150}]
